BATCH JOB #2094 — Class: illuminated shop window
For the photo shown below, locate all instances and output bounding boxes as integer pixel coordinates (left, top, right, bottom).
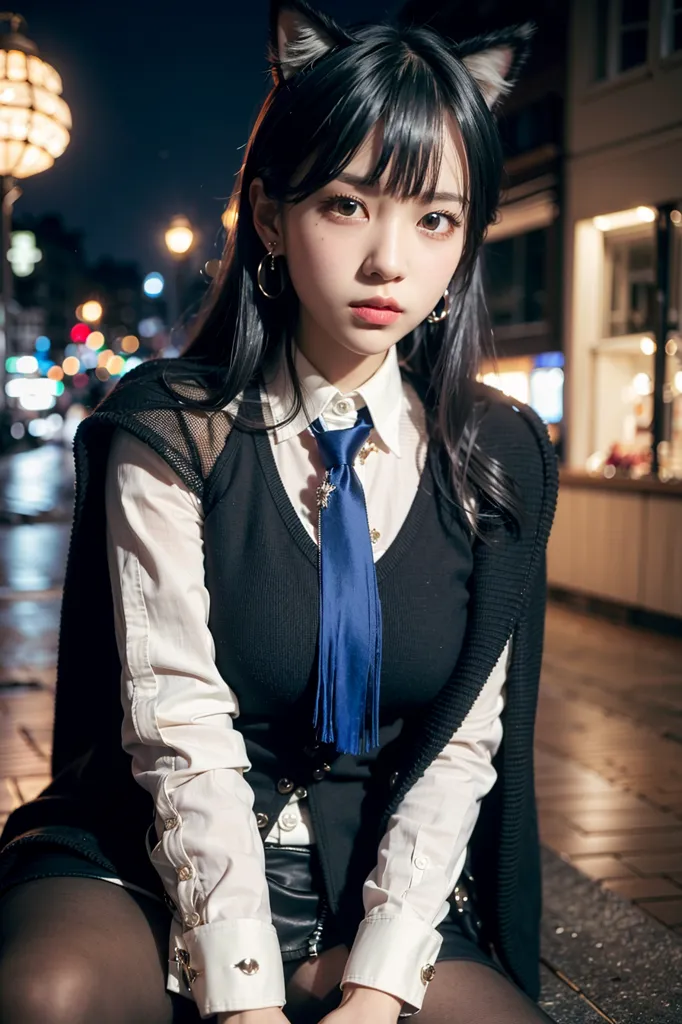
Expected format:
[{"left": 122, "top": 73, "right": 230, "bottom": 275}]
[{"left": 602, "top": 219, "right": 656, "bottom": 337}]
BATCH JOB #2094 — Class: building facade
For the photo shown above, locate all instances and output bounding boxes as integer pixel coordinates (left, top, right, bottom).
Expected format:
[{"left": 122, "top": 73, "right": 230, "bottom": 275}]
[{"left": 549, "top": 0, "right": 682, "bottom": 624}]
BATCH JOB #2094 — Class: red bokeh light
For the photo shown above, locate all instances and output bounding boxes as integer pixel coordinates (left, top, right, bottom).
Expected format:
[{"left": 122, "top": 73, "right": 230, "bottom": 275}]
[
  {"left": 70, "top": 324, "right": 90, "bottom": 343},
  {"left": 73, "top": 373, "right": 89, "bottom": 389}
]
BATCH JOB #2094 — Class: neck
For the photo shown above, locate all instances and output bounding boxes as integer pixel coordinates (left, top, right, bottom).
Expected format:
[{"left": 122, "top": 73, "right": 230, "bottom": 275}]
[{"left": 295, "top": 310, "right": 387, "bottom": 393}]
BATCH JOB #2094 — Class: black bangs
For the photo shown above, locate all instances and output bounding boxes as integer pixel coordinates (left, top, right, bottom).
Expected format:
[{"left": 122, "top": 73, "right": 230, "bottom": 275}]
[{"left": 255, "top": 25, "right": 482, "bottom": 209}]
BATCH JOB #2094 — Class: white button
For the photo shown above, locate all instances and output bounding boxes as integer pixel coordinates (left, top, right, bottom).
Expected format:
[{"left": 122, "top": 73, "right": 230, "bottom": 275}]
[
  {"left": 334, "top": 397, "right": 354, "bottom": 415},
  {"left": 414, "top": 855, "right": 429, "bottom": 870},
  {"left": 184, "top": 911, "right": 201, "bottom": 928},
  {"left": 279, "top": 809, "right": 299, "bottom": 832}
]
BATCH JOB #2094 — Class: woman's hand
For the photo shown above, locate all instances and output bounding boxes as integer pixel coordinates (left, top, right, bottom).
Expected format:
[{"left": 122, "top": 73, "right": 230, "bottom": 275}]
[{"left": 319, "top": 983, "right": 403, "bottom": 1024}]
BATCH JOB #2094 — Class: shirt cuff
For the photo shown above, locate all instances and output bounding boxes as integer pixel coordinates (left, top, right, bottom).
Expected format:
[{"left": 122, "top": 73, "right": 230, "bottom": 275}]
[
  {"left": 341, "top": 914, "right": 443, "bottom": 1014},
  {"left": 167, "top": 917, "right": 285, "bottom": 1016}
]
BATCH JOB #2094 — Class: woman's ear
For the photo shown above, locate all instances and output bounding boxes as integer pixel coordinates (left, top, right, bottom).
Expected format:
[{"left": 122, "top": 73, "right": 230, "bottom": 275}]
[
  {"left": 457, "top": 23, "right": 535, "bottom": 110},
  {"left": 268, "top": 0, "right": 354, "bottom": 84},
  {"left": 396, "top": 3, "right": 535, "bottom": 112},
  {"left": 249, "top": 178, "right": 285, "bottom": 255}
]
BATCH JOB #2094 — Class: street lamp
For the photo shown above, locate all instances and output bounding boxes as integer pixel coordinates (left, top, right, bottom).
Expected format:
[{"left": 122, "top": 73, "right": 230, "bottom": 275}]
[
  {"left": 164, "top": 214, "right": 194, "bottom": 341},
  {"left": 0, "top": 11, "right": 71, "bottom": 416}
]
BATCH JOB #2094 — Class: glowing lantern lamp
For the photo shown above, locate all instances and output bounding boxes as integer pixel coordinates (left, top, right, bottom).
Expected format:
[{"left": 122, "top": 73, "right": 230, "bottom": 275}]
[{"left": 0, "top": 13, "right": 72, "bottom": 411}]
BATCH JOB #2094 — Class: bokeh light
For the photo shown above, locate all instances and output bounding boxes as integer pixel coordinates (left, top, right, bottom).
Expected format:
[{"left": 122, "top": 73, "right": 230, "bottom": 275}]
[
  {"left": 86, "top": 331, "right": 105, "bottom": 350},
  {"left": 70, "top": 323, "right": 90, "bottom": 343},
  {"left": 143, "top": 272, "right": 164, "bottom": 297},
  {"left": 81, "top": 300, "right": 103, "bottom": 323},
  {"left": 107, "top": 354, "right": 125, "bottom": 375},
  {"left": 62, "top": 356, "right": 80, "bottom": 375},
  {"left": 121, "top": 334, "right": 139, "bottom": 353}
]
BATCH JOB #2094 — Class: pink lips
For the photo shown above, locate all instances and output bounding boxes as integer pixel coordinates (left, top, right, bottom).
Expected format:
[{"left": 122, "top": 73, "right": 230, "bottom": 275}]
[{"left": 348, "top": 303, "right": 401, "bottom": 323}]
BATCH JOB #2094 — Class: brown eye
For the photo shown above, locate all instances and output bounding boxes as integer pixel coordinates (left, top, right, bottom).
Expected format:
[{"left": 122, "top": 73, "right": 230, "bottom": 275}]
[
  {"left": 422, "top": 213, "right": 442, "bottom": 231},
  {"left": 335, "top": 198, "right": 361, "bottom": 217}
]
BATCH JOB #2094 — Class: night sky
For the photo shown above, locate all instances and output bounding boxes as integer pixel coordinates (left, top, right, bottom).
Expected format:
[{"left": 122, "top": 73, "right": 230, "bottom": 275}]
[
  {"left": 13, "top": 0, "right": 389, "bottom": 277},
  {"left": 15, "top": 1, "right": 535, "bottom": 277}
]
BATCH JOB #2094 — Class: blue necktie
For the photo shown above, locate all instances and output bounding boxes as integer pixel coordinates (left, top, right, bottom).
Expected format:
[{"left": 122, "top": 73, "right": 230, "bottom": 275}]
[{"left": 309, "top": 406, "right": 382, "bottom": 755}]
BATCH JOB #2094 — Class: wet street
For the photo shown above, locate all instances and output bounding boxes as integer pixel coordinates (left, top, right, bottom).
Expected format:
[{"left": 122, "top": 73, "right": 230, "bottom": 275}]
[{"left": 0, "top": 441, "right": 680, "bottom": 1020}]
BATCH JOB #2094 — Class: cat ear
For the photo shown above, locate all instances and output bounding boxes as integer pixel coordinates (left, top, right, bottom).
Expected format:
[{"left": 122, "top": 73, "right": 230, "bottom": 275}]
[
  {"left": 269, "top": 0, "right": 353, "bottom": 84},
  {"left": 456, "top": 24, "right": 535, "bottom": 110}
]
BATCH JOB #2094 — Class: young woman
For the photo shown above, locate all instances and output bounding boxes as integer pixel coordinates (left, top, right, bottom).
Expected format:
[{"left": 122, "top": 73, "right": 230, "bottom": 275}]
[{"left": 0, "top": 3, "right": 558, "bottom": 1023}]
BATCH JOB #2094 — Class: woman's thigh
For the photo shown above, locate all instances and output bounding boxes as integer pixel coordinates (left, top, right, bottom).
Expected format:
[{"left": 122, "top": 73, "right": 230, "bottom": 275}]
[
  {"left": 0, "top": 875, "right": 186, "bottom": 1024},
  {"left": 419, "top": 960, "right": 556, "bottom": 1024}
]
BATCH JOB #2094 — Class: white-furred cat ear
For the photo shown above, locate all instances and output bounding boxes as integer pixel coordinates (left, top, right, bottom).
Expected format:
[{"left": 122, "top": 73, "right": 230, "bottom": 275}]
[
  {"left": 457, "top": 23, "right": 535, "bottom": 110},
  {"left": 269, "top": 0, "right": 353, "bottom": 84}
]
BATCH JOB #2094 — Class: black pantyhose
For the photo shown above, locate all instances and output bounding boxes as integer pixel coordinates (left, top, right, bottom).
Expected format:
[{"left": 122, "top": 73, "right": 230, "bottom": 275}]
[{"left": 0, "top": 877, "right": 555, "bottom": 1024}]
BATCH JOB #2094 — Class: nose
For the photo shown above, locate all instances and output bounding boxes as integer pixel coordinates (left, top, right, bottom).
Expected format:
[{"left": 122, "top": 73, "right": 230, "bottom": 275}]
[{"left": 360, "top": 218, "right": 406, "bottom": 283}]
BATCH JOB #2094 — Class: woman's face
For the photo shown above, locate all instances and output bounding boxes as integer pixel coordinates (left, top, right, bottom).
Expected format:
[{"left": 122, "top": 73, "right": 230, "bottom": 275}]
[{"left": 254, "top": 120, "right": 469, "bottom": 365}]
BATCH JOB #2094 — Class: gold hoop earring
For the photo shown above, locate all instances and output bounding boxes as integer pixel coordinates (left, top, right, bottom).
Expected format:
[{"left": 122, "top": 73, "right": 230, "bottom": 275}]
[
  {"left": 426, "top": 288, "right": 450, "bottom": 324},
  {"left": 257, "top": 241, "right": 286, "bottom": 299}
]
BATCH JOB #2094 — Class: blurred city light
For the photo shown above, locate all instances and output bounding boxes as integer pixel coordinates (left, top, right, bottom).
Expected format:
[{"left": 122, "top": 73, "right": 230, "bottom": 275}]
[
  {"left": 97, "top": 349, "right": 112, "bottom": 367},
  {"left": 640, "top": 337, "right": 656, "bottom": 355},
  {"left": 143, "top": 272, "right": 164, "bottom": 296},
  {"left": 139, "top": 316, "right": 163, "bottom": 338},
  {"left": 5, "top": 376, "right": 60, "bottom": 410},
  {"left": 62, "top": 355, "right": 80, "bottom": 375},
  {"left": 46, "top": 365, "right": 63, "bottom": 381},
  {"left": 592, "top": 206, "right": 656, "bottom": 231},
  {"left": 481, "top": 371, "right": 530, "bottom": 405},
  {"left": 121, "top": 334, "right": 139, "bottom": 353},
  {"left": 633, "top": 372, "right": 653, "bottom": 396},
  {"left": 107, "top": 354, "right": 125, "bottom": 375},
  {"left": 85, "top": 330, "right": 105, "bottom": 350},
  {"left": 70, "top": 323, "right": 90, "bottom": 343},
  {"left": 165, "top": 215, "right": 194, "bottom": 255},
  {"left": 15, "top": 354, "right": 37, "bottom": 373},
  {"left": 671, "top": 210, "right": 681, "bottom": 226},
  {"left": 10, "top": 421, "right": 24, "bottom": 439},
  {"left": 675, "top": 371, "right": 682, "bottom": 393},
  {"left": 34, "top": 335, "right": 50, "bottom": 352},
  {"left": 667, "top": 339, "right": 678, "bottom": 356},
  {"left": 0, "top": 18, "right": 72, "bottom": 178},
  {"left": 8, "top": 230, "right": 41, "bottom": 276},
  {"left": 222, "top": 205, "right": 237, "bottom": 232},
  {"left": 78, "top": 347, "right": 97, "bottom": 369},
  {"left": 95, "top": 366, "right": 110, "bottom": 382},
  {"left": 81, "top": 300, "right": 103, "bottom": 323},
  {"left": 121, "top": 356, "right": 142, "bottom": 373}
]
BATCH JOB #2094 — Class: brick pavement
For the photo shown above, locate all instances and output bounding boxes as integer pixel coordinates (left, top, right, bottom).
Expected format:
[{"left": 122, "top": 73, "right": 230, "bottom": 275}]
[
  {"left": 537, "top": 603, "right": 682, "bottom": 936},
  {"left": 1, "top": 599, "right": 682, "bottom": 943}
]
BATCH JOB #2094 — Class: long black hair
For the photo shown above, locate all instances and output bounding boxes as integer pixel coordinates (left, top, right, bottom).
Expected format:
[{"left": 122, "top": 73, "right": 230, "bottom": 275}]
[{"left": 163, "top": 1, "right": 533, "bottom": 535}]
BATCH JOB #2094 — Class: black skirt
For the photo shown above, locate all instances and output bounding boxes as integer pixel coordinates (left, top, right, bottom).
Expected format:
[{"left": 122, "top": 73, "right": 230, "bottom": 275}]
[{"left": 0, "top": 830, "right": 506, "bottom": 983}]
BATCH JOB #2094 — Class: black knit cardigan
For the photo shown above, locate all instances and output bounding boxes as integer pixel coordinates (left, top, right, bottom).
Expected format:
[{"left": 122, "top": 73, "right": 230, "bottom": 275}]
[{"left": 1, "top": 359, "right": 558, "bottom": 998}]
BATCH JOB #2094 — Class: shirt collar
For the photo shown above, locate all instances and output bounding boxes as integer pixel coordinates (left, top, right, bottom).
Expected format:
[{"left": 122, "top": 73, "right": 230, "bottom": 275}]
[{"left": 261, "top": 343, "right": 404, "bottom": 457}]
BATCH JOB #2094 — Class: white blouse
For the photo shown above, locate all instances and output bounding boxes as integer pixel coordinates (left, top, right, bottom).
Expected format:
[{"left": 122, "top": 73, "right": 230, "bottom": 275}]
[{"left": 104, "top": 343, "right": 509, "bottom": 1020}]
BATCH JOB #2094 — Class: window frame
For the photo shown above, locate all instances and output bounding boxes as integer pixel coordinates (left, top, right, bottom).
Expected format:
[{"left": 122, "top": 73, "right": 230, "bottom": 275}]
[{"left": 595, "top": 0, "right": 652, "bottom": 81}]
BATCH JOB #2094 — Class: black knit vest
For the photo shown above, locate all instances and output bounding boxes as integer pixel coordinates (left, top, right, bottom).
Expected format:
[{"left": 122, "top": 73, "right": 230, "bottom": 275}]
[{"left": 202, "top": 388, "right": 473, "bottom": 924}]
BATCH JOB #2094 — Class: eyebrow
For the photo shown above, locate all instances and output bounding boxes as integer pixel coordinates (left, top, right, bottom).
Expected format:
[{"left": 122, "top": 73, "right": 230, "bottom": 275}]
[{"left": 336, "top": 171, "right": 466, "bottom": 206}]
